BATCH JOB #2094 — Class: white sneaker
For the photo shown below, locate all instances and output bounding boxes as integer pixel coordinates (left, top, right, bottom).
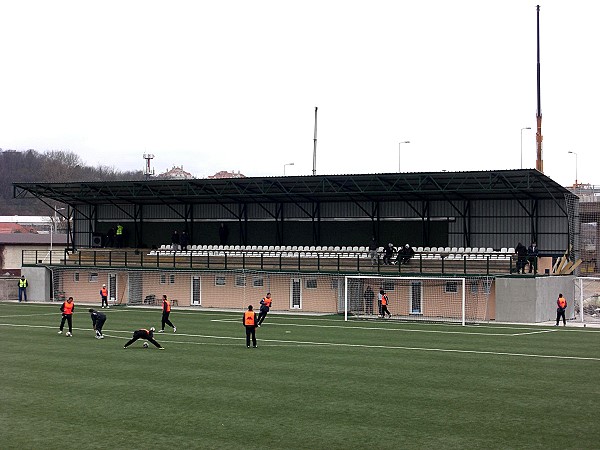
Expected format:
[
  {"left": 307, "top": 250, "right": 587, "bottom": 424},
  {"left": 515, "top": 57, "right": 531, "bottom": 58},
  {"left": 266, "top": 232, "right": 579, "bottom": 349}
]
[
  {"left": 66, "top": 332, "right": 72, "bottom": 337},
  {"left": 106, "top": 306, "right": 110, "bottom": 309},
  {"left": 158, "top": 329, "right": 164, "bottom": 333},
  {"left": 58, "top": 330, "right": 62, "bottom": 334},
  {"left": 99, "top": 335, "right": 104, "bottom": 339},
  {"left": 173, "top": 327, "right": 177, "bottom": 333}
]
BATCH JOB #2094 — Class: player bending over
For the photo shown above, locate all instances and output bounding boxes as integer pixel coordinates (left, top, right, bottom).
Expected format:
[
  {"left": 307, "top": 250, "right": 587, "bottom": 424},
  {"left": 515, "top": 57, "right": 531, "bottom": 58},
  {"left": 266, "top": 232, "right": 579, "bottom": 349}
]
[{"left": 123, "top": 327, "right": 164, "bottom": 349}]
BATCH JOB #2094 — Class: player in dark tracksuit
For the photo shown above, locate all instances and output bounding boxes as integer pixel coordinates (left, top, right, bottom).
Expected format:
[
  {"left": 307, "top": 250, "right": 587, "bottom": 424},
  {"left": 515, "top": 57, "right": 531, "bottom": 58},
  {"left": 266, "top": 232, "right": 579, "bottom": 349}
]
[
  {"left": 89, "top": 309, "right": 107, "bottom": 339},
  {"left": 123, "top": 327, "right": 163, "bottom": 349},
  {"left": 257, "top": 293, "right": 272, "bottom": 327}
]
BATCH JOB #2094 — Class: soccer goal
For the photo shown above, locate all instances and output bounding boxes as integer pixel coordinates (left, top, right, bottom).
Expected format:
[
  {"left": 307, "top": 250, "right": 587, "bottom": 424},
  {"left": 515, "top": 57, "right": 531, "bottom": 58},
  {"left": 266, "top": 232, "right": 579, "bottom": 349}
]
[
  {"left": 574, "top": 277, "right": 600, "bottom": 325},
  {"left": 344, "top": 275, "right": 493, "bottom": 325}
]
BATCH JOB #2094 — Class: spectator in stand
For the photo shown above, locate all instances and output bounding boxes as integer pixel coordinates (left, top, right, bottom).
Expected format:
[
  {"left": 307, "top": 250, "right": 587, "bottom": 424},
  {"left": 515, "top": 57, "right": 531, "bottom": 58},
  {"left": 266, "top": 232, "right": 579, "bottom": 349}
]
[
  {"left": 515, "top": 242, "right": 528, "bottom": 274},
  {"left": 383, "top": 243, "right": 396, "bottom": 265},
  {"left": 180, "top": 231, "right": 189, "bottom": 252},
  {"left": 115, "top": 224, "right": 124, "bottom": 248},
  {"left": 527, "top": 242, "right": 539, "bottom": 274},
  {"left": 219, "top": 222, "right": 229, "bottom": 245},
  {"left": 171, "top": 230, "right": 180, "bottom": 252},
  {"left": 398, "top": 244, "right": 415, "bottom": 265},
  {"left": 368, "top": 236, "right": 379, "bottom": 265}
]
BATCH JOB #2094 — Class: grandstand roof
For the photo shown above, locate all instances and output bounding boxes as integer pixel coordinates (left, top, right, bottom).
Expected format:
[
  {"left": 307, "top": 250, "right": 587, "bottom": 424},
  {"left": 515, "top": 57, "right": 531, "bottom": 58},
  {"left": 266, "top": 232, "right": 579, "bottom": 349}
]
[{"left": 13, "top": 169, "right": 573, "bottom": 206}]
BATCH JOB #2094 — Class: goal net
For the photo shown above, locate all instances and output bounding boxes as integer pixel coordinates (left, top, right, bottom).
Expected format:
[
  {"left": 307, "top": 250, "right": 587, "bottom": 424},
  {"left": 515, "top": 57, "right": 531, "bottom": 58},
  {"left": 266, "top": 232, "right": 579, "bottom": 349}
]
[
  {"left": 574, "top": 276, "right": 600, "bottom": 325},
  {"left": 344, "top": 275, "right": 493, "bottom": 325}
]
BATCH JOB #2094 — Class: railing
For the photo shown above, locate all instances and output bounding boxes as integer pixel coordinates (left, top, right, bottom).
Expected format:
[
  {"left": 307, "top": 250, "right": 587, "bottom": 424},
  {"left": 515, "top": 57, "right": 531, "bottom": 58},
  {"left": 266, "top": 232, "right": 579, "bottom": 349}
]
[{"left": 21, "top": 248, "right": 530, "bottom": 276}]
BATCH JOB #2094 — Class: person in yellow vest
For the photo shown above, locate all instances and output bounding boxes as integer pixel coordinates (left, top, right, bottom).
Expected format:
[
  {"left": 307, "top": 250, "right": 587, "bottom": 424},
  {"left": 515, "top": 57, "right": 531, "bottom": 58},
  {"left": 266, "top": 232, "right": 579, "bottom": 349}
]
[
  {"left": 100, "top": 284, "right": 109, "bottom": 309},
  {"left": 243, "top": 304, "right": 258, "bottom": 348},
  {"left": 158, "top": 294, "right": 176, "bottom": 333},
  {"left": 257, "top": 292, "right": 272, "bottom": 327},
  {"left": 556, "top": 293, "right": 567, "bottom": 326},
  {"left": 115, "top": 223, "right": 124, "bottom": 248},
  {"left": 380, "top": 290, "right": 391, "bottom": 319},
  {"left": 18, "top": 275, "right": 28, "bottom": 302},
  {"left": 123, "top": 327, "right": 164, "bottom": 349},
  {"left": 58, "top": 296, "right": 75, "bottom": 336}
]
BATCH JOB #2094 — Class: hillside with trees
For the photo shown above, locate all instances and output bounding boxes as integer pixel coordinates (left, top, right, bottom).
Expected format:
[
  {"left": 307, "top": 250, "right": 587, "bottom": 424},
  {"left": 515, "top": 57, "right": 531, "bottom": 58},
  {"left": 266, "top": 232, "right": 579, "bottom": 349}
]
[{"left": 0, "top": 149, "right": 145, "bottom": 215}]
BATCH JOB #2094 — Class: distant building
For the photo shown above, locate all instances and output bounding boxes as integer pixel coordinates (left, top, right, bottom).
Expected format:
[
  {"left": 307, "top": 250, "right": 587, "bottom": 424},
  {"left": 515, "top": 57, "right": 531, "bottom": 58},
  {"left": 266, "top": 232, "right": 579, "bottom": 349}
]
[
  {"left": 208, "top": 170, "right": 246, "bottom": 179},
  {"left": 0, "top": 233, "right": 68, "bottom": 275},
  {"left": 157, "top": 165, "right": 194, "bottom": 179}
]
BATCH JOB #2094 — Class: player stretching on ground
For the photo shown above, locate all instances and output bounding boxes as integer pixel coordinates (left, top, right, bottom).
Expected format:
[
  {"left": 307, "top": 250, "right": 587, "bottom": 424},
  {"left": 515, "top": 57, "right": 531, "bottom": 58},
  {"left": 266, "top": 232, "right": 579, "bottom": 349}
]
[{"left": 123, "top": 327, "right": 164, "bottom": 349}]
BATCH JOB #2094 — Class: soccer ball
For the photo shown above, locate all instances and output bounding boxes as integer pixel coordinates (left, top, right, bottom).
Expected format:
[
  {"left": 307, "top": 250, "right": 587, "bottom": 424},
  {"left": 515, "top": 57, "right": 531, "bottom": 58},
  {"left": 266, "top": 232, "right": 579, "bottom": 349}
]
[{"left": 143, "top": 342, "right": 149, "bottom": 348}]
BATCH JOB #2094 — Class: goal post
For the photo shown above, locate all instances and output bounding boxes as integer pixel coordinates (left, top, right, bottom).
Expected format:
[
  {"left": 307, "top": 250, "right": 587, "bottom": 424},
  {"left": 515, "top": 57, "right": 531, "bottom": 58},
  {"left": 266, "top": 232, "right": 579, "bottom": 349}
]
[{"left": 344, "top": 275, "right": 492, "bottom": 325}]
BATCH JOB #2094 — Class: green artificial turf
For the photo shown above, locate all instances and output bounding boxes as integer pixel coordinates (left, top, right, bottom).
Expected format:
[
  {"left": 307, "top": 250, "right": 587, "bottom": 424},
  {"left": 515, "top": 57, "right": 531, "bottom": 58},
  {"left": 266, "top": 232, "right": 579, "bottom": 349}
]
[{"left": 1, "top": 302, "right": 599, "bottom": 449}]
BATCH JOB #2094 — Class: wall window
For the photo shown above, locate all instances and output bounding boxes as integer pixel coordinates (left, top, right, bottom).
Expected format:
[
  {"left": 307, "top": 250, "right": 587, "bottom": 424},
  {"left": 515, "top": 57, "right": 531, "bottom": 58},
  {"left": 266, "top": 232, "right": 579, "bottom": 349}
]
[
  {"left": 383, "top": 280, "right": 395, "bottom": 291},
  {"left": 235, "top": 275, "right": 246, "bottom": 287},
  {"left": 445, "top": 281, "right": 459, "bottom": 293},
  {"left": 253, "top": 276, "right": 264, "bottom": 287},
  {"left": 215, "top": 275, "right": 226, "bottom": 286},
  {"left": 305, "top": 278, "right": 317, "bottom": 289},
  {"left": 89, "top": 272, "right": 98, "bottom": 282},
  {"left": 160, "top": 274, "right": 166, "bottom": 284},
  {"left": 74, "top": 272, "right": 79, "bottom": 282}
]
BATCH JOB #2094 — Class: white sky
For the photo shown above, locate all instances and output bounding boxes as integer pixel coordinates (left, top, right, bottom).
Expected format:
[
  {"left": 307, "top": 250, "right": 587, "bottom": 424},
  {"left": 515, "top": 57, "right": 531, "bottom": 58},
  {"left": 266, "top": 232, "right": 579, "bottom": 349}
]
[{"left": 1, "top": 1, "right": 598, "bottom": 187}]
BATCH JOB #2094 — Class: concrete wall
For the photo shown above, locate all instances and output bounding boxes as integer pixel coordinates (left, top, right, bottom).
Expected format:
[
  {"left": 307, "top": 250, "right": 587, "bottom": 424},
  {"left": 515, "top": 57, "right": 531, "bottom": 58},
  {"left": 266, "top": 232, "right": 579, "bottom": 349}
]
[
  {"left": 21, "top": 267, "right": 52, "bottom": 302},
  {"left": 495, "top": 275, "right": 574, "bottom": 323}
]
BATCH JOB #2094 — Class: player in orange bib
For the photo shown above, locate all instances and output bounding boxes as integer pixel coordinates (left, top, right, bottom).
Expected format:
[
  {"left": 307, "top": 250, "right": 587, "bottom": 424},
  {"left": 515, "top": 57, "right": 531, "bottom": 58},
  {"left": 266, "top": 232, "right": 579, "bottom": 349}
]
[{"left": 243, "top": 305, "right": 258, "bottom": 348}]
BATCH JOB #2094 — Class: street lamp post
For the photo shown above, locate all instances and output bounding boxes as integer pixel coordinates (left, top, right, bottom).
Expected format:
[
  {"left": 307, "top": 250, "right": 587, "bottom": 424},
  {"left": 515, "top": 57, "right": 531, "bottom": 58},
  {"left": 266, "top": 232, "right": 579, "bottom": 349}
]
[
  {"left": 398, "top": 141, "right": 410, "bottom": 173},
  {"left": 520, "top": 127, "right": 531, "bottom": 169},
  {"left": 51, "top": 206, "right": 66, "bottom": 253},
  {"left": 568, "top": 151, "right": 578, "bottom": 186},
  {"left": 284, "top": 162, "right": 294, "bottom": 176}
]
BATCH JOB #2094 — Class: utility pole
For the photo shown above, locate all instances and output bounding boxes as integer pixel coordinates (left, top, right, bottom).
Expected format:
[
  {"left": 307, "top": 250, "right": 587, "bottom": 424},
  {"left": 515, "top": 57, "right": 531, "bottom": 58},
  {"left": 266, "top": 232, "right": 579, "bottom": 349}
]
[{"left": 535, "top": 5, "right": 544, "bottom": 172}]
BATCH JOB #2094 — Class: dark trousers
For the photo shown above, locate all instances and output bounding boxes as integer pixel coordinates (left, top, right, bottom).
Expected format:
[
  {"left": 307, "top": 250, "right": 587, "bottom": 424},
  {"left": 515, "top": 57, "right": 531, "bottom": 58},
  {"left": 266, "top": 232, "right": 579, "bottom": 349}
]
[
  {"left": 556, "top": 308, "right": 566, "bottom": 326},
  {"left": 101, "top": 296, "right": 108, "bottom": 308},
  {"left": 257, "top": 310, "right": 268, "bottom": 326},
  {"left": 245, "top": 326, "right": 257, "bottom": 347},
  {"left": 162, "top": 312, "right": 175, "bottom": 330},
  {"left": 124, "top": 330, "right": 162, "bottom": 348},
  {"left": 60, "top": 314, "right": 73, "bottom": 332},
  {"left": 381, "top": 305, "right": 391, "bottom": 318},
  {"left": 95, "top": 317, "right": 106, "bottom": 335},
  {"left": 18, "top": 287, "right": 27, "bottom": 302}
]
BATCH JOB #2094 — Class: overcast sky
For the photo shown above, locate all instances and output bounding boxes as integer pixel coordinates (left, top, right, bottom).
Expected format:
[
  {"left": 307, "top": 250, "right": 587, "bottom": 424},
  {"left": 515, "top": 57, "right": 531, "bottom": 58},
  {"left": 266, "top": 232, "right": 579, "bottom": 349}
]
[{"left": 1, "top": 1, "right": 598, "bottom": 187}]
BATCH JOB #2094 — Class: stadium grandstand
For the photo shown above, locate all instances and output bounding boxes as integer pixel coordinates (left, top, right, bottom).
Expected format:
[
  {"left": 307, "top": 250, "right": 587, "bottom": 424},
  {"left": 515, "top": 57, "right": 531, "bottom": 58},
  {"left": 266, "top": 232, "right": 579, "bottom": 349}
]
[{"left": 13, "top": 169, "right": 593, "bottom": 324}]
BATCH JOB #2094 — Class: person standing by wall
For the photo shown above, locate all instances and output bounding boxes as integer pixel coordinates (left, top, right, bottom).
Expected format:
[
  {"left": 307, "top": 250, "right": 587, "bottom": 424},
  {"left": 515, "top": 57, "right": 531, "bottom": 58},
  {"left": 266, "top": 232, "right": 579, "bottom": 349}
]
[
  {"left": 243, "top": 305, "right": 258, "bottom": 348},
  {"left": 100, "top": 284, "right": 109, "bottom": 309},
  {"left": 364, "top": 286, "right": 375, "bottom": 315},
  {"left": 159, "top": 294, "right": 176, "bottom": 333},
  {"left": 58, "top": 296, "right": 75, "bottom": 336},
  {"left": 556, "top": 293, "right": 567, "bottom": 326},
  {"left": 18, "top": 275, "right": 28, "bottom": 302},
  {"left": 380, "top": 290, "right": 391, "bottom": 318},
  {"left": 89, "top": 308, "right": 107, "bottom": 339},
  {"left": 257, "top": 292, "right": 272, "bottom": 327}
]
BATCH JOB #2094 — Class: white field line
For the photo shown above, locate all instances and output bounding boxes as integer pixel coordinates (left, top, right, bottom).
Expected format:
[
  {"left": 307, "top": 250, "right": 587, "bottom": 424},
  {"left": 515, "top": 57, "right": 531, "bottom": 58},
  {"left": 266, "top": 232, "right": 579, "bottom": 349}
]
[
  {"left": 1, "top": 322, "right": 599, "bottom": 361},
  {"left": 210, "top": 318, "right": 556, "bottom": 337}
]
